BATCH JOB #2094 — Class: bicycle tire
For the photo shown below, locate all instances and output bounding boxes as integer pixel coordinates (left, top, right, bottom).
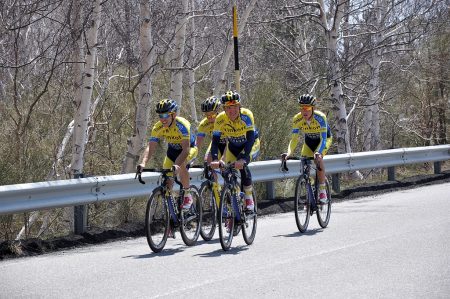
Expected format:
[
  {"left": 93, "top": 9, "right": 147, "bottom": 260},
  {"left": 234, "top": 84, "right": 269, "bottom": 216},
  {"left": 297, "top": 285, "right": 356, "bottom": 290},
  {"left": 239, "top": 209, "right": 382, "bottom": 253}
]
[
  {"left": 180, "top": 185, "right": 202, "bottom": 246},
  {"left": 218, "top": 185, "right": 234, "bottom": 251},
  {"left": 145, "top": 188, "right": 169, "bottom": 253},
  {"left": 242, "top": 191, "right": 257, "bottom": 245},
  {"left": 316, "top": 178, "right": 332, "bottom": 228},
  {"left": 294, "top": 178, "right": 310, "bottom": 233},
  {"left": 199, "top": 181, "right": 217, "bottom": 241}
]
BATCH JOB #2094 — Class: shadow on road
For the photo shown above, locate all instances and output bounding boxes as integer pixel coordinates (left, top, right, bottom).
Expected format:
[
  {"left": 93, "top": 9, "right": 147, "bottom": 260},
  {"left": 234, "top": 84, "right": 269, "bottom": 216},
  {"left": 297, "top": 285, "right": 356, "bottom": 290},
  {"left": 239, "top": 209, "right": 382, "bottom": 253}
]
[
  {"left": 194, "top": 245, "right": 249, "bottom": 258},
  {"left": 273, "top": 228, "right": 323, "bottom": 238},
  {"left": 122, "top": 247, "right": 185, "bottom": 259}
]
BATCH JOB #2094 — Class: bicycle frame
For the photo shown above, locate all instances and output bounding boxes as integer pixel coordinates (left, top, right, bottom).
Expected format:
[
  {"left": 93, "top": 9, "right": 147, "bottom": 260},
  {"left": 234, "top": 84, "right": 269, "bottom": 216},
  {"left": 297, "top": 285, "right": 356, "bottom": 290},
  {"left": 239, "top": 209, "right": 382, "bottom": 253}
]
[
  {"left": 220, "top": 163, "right": 246, "bottom": 223},
  {"left": 138, "top": 169, "right": 184, "bottom": 225},
  {"left": 203, "top": 162, "right": 221, "bottom": 208},
  {"left": 299, "top": 158, "right": 319, "bottom": 213}
]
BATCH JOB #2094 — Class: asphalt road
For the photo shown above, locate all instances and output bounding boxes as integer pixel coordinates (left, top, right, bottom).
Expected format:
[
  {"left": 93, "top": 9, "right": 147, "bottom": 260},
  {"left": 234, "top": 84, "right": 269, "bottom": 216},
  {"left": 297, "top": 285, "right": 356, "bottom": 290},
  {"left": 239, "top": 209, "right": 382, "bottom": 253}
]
[{"left": 1, "top": 183, "right": 450, "bottom": 298}]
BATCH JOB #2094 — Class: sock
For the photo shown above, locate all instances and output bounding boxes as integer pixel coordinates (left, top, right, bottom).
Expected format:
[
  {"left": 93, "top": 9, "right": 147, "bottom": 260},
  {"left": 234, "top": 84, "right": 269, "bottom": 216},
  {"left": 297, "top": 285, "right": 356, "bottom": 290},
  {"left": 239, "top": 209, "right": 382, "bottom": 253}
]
[
  {"left": 243, "top": 186, "right": 253, "bottom": 200},
  {"left": 319, "top": 183, "right": 326, "bottom": 191}
]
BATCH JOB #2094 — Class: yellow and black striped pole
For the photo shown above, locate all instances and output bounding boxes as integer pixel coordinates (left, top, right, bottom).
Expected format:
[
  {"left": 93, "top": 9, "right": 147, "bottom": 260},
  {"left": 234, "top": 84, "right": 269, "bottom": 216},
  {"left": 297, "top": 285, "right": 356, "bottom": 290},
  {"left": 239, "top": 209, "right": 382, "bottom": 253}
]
[{"left": 232, "top": 5, "right": 240, "bottom": 93}]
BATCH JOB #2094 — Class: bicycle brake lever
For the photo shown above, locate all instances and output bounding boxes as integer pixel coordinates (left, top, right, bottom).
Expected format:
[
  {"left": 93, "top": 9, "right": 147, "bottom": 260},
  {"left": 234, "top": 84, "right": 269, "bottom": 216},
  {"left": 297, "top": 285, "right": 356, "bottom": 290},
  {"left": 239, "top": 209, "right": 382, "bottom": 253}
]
[
  {"left": 138, "top": 174, "right": 145, "bottom": 184},
  {"left": 280, "top": 160, "right": 289, "bottom": 172}
]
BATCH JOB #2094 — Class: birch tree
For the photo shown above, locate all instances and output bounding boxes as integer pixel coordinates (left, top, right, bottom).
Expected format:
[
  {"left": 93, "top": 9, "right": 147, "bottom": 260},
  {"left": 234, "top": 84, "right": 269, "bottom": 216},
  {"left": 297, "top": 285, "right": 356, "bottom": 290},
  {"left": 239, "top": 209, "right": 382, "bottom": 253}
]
[
  {"left": 169, "top": 0, "right": 189, "bottom": 106},
  {"left": 70, "top": 0, "right": 102, "bottom": 177},
  {"left": 187, "top": 0, "right": 199, "bottom": 123},
  {"left": 363, "top": 0, "right": 385, "bottom": 152},
  {"left": 121, "top": 0, "right": 156, "bottom": 174}
]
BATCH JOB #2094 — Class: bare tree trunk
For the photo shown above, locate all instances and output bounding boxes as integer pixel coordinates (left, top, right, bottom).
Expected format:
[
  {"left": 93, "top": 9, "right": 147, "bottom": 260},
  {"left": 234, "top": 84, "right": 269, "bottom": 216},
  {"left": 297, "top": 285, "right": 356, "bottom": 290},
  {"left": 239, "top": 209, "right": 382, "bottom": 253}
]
[
  {"left": 16, "top": 0, "right": 85, "bottom": 240},
  {"left": 121, "top": 0, "right": 155, "bottom": 174},
  {"left": 213, "top": 0, "right": 258, "bottom": 95},
  {"left": 364, "top": 0, "right": 384, "bottom": 152},
  {"left": 318, "top": 0, "right": 362, "bottom": 179},
  {"left": 365, "top": 49, "right": 382, "bottom": 151},
  {"left": 70, "top": 0, "right": 102, "bottom": 176},
  {"left": 187, "top": 0, "right": 198, "bottom": 123},
  {"left": 318, "top": 0, "right": 350, "bottom": 154},
  {"left": 169, "top": 0, "right": 188, "bottom": 106}
]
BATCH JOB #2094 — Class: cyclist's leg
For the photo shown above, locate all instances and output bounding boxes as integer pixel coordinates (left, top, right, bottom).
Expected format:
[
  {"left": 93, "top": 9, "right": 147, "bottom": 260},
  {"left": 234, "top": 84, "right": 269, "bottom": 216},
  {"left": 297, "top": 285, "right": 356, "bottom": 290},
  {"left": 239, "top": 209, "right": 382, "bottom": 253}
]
[
  {"left": 163, "top": 152, "right": 176, "bottom": 190},
  {"left": 228, "top": 144, "right": 254, "bottom": 211},
  {"left": 179, "top": 147, "right": 198, "bottom": 209},
  {"left": 300, "top": 142, "right": 315, "bottom": 158}
]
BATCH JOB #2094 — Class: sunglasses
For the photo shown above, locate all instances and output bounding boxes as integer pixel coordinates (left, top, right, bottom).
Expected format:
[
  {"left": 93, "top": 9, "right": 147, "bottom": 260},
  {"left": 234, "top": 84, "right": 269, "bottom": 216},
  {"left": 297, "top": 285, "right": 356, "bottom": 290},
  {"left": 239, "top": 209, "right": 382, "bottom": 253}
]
[
  {"left": 224, "top": 100, "right": 239, "bottom": 106},
  {"left": 300, "top": 105, "right": 313, "bottom": 111},
  {"left": 206, "top": 112, "right": 217, "bottom": 119},
  {"left": 158, "top": 113, "right": 173, "bottom": 119}
]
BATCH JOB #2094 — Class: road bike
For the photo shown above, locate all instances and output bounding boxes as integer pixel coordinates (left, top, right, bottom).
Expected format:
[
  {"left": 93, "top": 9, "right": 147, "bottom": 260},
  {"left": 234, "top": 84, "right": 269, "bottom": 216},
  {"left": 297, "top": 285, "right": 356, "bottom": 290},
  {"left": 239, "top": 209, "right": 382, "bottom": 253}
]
[
  {"left": 198, "top": 162, "right": 221, "bottom": 241},
  {"left": 136, "top": 167, "right": 202, "bottom": 253},
  {"left": 218, "top": 163, "right": 257, "bottom": 251},
  {"left": 281, "top": 156, "right": 331, "bottom": 232}
]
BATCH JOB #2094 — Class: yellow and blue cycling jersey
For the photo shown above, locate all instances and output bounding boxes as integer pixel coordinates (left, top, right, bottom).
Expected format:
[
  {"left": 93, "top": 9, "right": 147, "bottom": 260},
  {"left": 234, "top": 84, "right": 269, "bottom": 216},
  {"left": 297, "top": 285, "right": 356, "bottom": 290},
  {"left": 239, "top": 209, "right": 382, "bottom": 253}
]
[
  {"left": 288, "top": 110, "right": 332, "bottom": 157},
  {"left": 211, "top": 108, "right": 260, "bottom": 163},
  {"left": 212, "top": 108, "right": 254, "bottom": 146},
  {"left": 149, "top": 116, "right": 196, "bottom": 149},
  {"left": 149, "top": 116, "right": 197, "bottom": 169},
  {"left": 197, "top": 117, "right": 227, "bottom": 155},
  {"left": 196, "top": 117, "right": 214, "bottom": 138}
]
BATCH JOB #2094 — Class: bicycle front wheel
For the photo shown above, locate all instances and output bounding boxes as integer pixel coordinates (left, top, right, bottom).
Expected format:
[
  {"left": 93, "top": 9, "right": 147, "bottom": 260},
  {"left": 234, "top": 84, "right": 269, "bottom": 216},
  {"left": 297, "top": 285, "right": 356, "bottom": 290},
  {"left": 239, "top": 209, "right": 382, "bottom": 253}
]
[
  {"left": 316, "top": 178, "right": 331, "bottom": 228},
  {"left": 218, "top": 186, "right": 234, "bottom": 251},
  {"left": 242, "top": 191, "right": 257, "bottom": 245},
  {"left": 294, "top": 178, "right": 311, "bottom": 233},
  {"left": 145, "top": 188, "right": 169, "bottom": 253},
  {"left": 199, "top": 181, "right": 217, "bottom": 241},
  {"left": 180, "top": 185, "right": 202, "bottom": 246}
]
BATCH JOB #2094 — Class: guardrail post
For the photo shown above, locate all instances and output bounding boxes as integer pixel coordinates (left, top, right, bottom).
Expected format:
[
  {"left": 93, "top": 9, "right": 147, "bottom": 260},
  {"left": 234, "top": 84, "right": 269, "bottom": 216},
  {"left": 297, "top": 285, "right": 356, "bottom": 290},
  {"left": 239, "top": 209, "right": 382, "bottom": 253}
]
[
  {"left": 74, "top": 173, "right": 87, "bottom": 235},
  {"left": 434, "top": 161, "right": 441, "bottom": 174},
  {"left": 331, "top": 173, "right": 340, "bottom": 193},
  {"left": 387, "top": 166, "right": 396, "bottom": 181},
  {"left": 265, "top": 181, "right": 275, "bottom": 200}
]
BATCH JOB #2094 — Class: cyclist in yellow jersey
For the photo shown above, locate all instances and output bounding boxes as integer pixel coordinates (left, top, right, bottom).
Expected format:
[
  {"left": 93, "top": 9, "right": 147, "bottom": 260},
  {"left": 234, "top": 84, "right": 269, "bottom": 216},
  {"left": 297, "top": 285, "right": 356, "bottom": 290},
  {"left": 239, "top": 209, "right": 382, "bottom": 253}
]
[
  {"left": 138, "top": 99, "right": 198, "bottom": 210},
  {"left": 282, "top": 94, "right": 332, "bottom": 203},
  {"left": 196, "top": 96, "right": 227, "bottom": 163},
  {"left": 210, "top": 91, "right": 260, "bottom": 211}
]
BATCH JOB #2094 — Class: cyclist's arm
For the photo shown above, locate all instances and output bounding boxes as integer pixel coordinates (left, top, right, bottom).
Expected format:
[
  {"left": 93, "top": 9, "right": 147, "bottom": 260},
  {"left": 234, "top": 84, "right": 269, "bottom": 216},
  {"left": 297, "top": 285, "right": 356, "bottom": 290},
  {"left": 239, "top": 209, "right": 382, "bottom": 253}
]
[
  {"left": 140, "top": 140, "right": 158, "bottom": 166},
  {"left": 287, "top": 129, "right": 300, "bottom": 157},
  {"left": 211, "top": 132, "right": 221, "bottom": 161},
  {"left": 174, "top": 139, "right": 190, "bottom": 166},
  {"left": 315, "top": 115, "right": 328, "bottom": 155},
  {"left": 237, "top": 130, "right": 255, "bottom": 163},
  {"left": 196, "top": 135, "right": 205, "bottom": 152}
]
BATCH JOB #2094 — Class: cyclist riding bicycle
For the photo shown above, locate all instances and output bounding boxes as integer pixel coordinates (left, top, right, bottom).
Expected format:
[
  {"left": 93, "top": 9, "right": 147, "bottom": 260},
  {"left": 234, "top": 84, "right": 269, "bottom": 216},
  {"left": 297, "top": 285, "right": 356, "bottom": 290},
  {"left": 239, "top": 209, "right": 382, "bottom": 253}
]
[
  {"left": 137, "top": 99, "right": 198, "bottom": 211},
  {"left": 281, "top": 94, "right": 332, "bottom": 203},
  {"left": 196, "top": 96, "right": 227, "bottom": 164},
  {"left": 210, "top": 91, "right": 260, "bottom": 212}
]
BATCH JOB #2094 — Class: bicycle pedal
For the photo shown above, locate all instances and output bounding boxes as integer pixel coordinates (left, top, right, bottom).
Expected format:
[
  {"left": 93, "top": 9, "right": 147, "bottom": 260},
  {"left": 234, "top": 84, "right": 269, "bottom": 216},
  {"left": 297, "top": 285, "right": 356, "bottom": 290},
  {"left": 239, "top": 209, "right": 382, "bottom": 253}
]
[{"left": 244, "top": 210, "right": 256, "bottom": 216}]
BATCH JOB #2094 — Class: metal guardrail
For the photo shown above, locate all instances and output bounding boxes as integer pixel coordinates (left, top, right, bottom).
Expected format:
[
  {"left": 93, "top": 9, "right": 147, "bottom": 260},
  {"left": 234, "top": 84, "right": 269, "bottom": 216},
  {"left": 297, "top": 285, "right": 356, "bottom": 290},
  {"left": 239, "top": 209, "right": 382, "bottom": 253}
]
[{"left": 1, "top": 145, "right": 449, "bottom": 216}]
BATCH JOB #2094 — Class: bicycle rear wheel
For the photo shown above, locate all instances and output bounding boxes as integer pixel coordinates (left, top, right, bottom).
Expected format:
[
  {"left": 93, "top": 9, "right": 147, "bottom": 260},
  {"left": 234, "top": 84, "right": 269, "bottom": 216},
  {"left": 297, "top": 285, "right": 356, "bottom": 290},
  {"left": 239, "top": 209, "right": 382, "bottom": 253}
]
[
  {"left": 294, "top": 178, "right": 310, "bottom": 233},
  {"left": 316, "top": 179, "right": 331, "bottom": 228},
  {"left": 242, "top": 191, "right": 257, "bottom": 245},
  {"left": 218, "top": 186, "right": 234, "bottom": 251},
  {"left": 145, "top": 188, "right": 169, "bottom": 253},
  {"left": 180, "top": 186, "right": 202, "bottom": 246},
  {"left": 199, "top": 181, "right": 216, "bottom": 241}
]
